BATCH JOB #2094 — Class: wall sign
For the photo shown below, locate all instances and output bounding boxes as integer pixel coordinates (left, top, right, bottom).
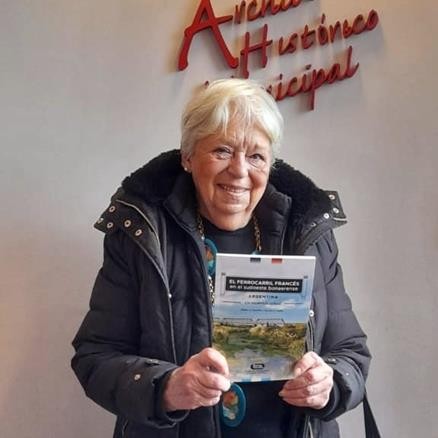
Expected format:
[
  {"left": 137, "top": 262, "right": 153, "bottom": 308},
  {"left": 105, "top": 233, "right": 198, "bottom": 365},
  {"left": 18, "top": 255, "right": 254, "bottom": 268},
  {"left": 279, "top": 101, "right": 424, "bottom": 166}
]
[{"left": 177, "top": 0, "right": 379, "bottom": 110}]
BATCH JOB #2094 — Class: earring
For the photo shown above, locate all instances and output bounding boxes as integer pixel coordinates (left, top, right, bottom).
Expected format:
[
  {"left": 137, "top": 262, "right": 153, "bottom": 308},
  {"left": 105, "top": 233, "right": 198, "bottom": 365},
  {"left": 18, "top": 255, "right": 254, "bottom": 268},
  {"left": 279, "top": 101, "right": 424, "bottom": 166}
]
[{"left": 183, "top": 167, "right": 190, "bottom": 173}]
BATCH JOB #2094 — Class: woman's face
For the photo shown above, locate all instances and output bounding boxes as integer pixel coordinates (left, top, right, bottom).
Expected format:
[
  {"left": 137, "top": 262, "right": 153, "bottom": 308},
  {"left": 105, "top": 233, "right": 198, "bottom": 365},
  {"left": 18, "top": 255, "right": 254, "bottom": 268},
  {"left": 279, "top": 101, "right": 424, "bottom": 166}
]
[{"left": 182, "top": 123, "right": 272, "bottom": 231}]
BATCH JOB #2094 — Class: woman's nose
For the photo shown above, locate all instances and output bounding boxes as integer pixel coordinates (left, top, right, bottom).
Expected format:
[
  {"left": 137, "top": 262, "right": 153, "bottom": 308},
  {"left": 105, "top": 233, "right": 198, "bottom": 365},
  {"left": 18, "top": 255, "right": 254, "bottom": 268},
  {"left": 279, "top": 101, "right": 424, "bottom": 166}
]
[{"left": 227, "top": 153, "right": 248, "bottom": 177}]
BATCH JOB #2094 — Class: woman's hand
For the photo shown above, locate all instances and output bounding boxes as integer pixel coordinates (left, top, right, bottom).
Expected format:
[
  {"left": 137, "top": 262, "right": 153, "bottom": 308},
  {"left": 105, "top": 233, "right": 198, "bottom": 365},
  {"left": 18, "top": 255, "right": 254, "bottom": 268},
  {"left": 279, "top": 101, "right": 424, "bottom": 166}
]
[
  {"left": 162, "top": 347, "right": 231, "bottom": 412},
  {"left": 279, "top": 352, "right": 334, "bottom": 409}
]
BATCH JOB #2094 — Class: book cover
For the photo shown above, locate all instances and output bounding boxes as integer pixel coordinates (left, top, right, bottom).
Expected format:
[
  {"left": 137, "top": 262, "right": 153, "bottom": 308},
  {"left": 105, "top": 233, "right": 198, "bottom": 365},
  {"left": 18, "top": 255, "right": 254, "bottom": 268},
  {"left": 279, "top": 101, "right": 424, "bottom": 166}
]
[{"left": 212, "top": 253, "right": 315, "bottom": 382}]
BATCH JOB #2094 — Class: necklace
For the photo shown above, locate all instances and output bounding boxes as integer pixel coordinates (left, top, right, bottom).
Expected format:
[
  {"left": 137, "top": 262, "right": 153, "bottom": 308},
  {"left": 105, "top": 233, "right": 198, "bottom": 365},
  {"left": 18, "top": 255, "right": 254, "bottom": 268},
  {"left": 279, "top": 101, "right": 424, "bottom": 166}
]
[{"left": 196, "top": 212, "right": 261, "bottom": 304}]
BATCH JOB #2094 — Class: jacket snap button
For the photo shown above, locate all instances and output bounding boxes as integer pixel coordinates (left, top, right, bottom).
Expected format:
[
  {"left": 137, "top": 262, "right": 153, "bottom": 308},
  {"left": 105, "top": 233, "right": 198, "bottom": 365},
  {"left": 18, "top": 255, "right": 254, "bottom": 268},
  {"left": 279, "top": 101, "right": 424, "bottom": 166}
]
[
  {"left": 332, "top": 207, "right": 339, "bottom": 214},
  {"left": 106, "top": 222, "right": 114, "bottom": 229},
  {"left": 135, "top": 229, "right": 143, "bottom": 237},
  {"left": 134, "top": 374, "right": 141, "bottom": 381},
  {"left": 309, "top": 310, "right": 315, "bottom": 317},
  {"left": 124, "top": 220, "right": 132, "bottom": 228},
  {"left": 108, "top": 206, "right": 116, "bottom": 213},
  {"left": 323, "top": 213, "right": 330, "bottom": 219},
  {"left": 329, "top": 194, "right": 336, "bottom": 200}
]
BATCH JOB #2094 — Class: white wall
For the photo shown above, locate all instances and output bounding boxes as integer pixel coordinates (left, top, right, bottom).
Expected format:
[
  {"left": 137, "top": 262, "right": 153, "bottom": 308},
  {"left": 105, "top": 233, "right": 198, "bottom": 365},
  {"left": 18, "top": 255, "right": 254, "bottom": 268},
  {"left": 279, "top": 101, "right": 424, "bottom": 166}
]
[{"left": 1, "top": 1, "right": 437, "bottom": 437}]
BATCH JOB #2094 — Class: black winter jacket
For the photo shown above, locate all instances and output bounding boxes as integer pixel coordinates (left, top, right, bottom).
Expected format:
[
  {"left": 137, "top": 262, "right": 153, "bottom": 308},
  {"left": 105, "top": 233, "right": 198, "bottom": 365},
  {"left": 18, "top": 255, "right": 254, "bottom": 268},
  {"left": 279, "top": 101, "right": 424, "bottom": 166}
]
[{"left": 72, "top": 150, "right": 370, "bottom": 438}]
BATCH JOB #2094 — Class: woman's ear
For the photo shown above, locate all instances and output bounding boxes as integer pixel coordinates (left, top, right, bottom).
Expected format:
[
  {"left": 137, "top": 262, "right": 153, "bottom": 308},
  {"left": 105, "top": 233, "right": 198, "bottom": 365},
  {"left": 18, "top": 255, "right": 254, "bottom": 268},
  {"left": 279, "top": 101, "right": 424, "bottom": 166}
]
[{"left": 181, "top": 153, "right": 191, "bottom": 173}]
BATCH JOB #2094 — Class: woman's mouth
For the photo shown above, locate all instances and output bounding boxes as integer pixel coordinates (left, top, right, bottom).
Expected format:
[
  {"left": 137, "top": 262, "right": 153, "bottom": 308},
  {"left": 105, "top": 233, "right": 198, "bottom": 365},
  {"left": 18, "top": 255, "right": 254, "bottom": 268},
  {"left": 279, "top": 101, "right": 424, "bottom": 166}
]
[{"left": 218, "top": 184, "right": 249, "bottom": 194}]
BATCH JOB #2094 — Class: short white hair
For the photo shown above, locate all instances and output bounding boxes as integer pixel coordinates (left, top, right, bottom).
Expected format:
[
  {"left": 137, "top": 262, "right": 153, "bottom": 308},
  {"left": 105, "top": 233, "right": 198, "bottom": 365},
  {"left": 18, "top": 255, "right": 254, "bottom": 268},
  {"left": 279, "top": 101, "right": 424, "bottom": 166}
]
[{"left": 181, "top": 79, "right": 283, "bottom": 158}]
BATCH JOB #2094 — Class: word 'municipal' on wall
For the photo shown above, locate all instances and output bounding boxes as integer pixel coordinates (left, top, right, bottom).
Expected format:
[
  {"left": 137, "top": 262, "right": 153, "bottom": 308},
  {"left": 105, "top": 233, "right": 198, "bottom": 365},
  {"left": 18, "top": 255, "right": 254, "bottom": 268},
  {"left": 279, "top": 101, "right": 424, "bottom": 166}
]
[
  {"left": 177, "top": 0, "right": 379, "bottom": 110},
  {"left": 266, "top": 45, "right": 358, "bottom": 110}
]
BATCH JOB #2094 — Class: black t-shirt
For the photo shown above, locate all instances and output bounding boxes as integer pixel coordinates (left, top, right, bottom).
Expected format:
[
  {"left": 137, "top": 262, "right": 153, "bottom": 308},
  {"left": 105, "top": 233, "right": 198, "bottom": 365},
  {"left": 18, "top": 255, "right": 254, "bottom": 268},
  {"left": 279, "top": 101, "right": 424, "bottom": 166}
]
[{"left": 203, "top": 217, "right": 292, "bottom": 438}]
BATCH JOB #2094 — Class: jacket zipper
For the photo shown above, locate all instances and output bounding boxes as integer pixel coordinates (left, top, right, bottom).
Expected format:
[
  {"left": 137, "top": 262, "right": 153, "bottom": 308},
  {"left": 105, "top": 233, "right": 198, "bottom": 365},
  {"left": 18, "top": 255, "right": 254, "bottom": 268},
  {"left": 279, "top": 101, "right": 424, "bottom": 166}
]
[
  {"left": 164, "top": 209, "right": 214, "bottom": 345},
  {"left": 164, "top": 210, "right": 220, "bottom": 436},
  {"left": 193, "top": 236, "right": 214, "bottom": 345},
  {"left": 116, "top": 199, "right": 178, "bottom": 363}
]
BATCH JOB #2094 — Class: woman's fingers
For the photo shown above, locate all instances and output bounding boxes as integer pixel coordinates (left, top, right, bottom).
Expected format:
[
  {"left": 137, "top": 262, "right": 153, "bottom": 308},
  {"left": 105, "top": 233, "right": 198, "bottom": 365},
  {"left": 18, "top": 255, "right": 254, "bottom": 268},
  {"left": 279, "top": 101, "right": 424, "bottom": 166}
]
[
  {"left": 292, "top": 351, "right": 323, "bottom": 379},
  {"left": 197, "top": 347, "right": 230, "bottom": 377},
  {"left": 195, "top": 348, "right": 231, "bottom": 392},
  {"left": 279, "top": 352, "right": 334, "bottom": 409},
  {"left": 281, "top": 377, "right": 332, "bottom": 397},
  {"left": 162, "top": 348, "right": 231, "bottom": 411},
  {"left": 197, "top": 369, "right": 231, "bottom": 392}
]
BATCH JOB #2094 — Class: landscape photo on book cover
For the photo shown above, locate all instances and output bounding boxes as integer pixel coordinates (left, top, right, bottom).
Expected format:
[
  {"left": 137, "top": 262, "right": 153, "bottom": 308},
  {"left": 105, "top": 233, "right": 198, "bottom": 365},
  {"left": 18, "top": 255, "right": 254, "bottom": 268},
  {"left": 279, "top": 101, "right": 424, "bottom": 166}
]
[{"left": 213, "top": 320, "right": 307, "bottom": 372}]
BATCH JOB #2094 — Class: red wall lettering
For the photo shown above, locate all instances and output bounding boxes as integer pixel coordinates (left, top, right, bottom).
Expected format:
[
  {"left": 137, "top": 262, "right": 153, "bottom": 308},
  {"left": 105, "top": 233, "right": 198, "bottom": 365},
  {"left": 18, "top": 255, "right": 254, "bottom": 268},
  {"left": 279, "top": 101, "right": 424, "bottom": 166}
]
[
  {"left": 240, "top": 24, "right": 272, "bottom": 78},
  {"left": 177, "top": 0, "right": 379, "bottom": 110},
  {"left": 268, "top": 46, "right": 359, "bottom": 110},
  {"left": 178, "top": 0, "right": 238, "bottom": 70}
]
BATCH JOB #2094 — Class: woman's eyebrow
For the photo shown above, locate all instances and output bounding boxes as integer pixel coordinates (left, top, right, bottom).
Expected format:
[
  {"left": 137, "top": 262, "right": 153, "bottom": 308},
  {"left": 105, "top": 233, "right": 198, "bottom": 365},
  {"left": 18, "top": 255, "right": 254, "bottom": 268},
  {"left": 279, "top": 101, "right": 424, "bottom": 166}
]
[
  {"left": 217, "top": 139, "right": 240, "bottom": 150},
  {"left": 248, "top": 143, "right": 268, "bottom": 152}
]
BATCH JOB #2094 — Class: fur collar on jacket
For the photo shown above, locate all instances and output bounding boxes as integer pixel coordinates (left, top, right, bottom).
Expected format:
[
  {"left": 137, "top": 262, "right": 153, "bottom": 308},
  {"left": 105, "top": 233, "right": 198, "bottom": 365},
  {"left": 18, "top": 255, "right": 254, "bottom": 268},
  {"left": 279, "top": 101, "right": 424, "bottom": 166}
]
[{"left": 121, "top": 150, "right": 333, "bottom": 229}]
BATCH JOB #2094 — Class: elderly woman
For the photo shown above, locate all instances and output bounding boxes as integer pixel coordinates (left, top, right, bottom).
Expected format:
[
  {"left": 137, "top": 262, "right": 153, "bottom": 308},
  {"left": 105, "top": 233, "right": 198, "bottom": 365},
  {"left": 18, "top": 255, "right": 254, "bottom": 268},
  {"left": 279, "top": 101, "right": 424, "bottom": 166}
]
[{"left": 72, "top": 79, "right": 371, "bottom": 438}]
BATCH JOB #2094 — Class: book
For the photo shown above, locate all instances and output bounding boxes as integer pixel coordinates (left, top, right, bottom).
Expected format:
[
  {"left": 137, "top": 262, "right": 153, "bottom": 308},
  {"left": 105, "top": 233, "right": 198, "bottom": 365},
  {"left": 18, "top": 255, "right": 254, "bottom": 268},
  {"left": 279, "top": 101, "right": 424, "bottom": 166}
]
[{"left": 212, "top": 253, "right": 316, "bottom": 382}]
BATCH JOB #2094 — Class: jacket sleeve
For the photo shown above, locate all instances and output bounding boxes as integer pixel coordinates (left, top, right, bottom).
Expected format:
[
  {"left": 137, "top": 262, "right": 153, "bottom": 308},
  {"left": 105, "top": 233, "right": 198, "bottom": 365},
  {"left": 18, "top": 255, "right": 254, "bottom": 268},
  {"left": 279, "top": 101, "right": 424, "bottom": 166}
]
[
  {"left": 71, "top": 230, "right": 187, "bottom": 427},
  {"left": 306, "top": 229, "right": 371, "bottom": 421}
]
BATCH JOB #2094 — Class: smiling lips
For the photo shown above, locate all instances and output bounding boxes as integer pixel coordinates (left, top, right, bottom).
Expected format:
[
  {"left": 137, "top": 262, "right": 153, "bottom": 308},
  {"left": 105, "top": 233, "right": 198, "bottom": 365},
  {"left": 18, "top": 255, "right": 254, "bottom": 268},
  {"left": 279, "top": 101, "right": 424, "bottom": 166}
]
[{"left": 218, "top": 184, "right": 250, "bottom": 195}]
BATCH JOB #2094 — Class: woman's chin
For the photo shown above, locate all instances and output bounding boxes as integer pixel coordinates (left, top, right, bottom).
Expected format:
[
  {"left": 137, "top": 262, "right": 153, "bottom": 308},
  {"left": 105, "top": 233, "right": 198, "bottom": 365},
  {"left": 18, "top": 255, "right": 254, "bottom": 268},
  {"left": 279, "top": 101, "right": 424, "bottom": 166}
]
[{"left": 208, "top": 209, "right": 252, "bottom": 231}]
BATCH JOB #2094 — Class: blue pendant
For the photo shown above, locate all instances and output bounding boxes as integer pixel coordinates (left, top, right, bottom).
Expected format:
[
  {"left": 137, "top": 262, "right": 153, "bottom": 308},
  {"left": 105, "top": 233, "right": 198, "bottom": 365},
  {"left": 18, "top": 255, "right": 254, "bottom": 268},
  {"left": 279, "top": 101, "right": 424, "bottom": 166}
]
[
  {"left": 220, "top": 383, "right": 246, "bottom": 427},
  {"left": 203, "top": 238, "right": 218, "bottom": 276}
]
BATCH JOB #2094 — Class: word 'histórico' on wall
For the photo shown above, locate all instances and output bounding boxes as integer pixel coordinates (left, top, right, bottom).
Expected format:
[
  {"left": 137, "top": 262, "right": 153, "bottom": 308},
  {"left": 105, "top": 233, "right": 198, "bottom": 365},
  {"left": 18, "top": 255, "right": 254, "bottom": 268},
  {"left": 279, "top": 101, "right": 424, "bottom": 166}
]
[{"left": 177, "top": 0, "right": 379, "bottom": 110}]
